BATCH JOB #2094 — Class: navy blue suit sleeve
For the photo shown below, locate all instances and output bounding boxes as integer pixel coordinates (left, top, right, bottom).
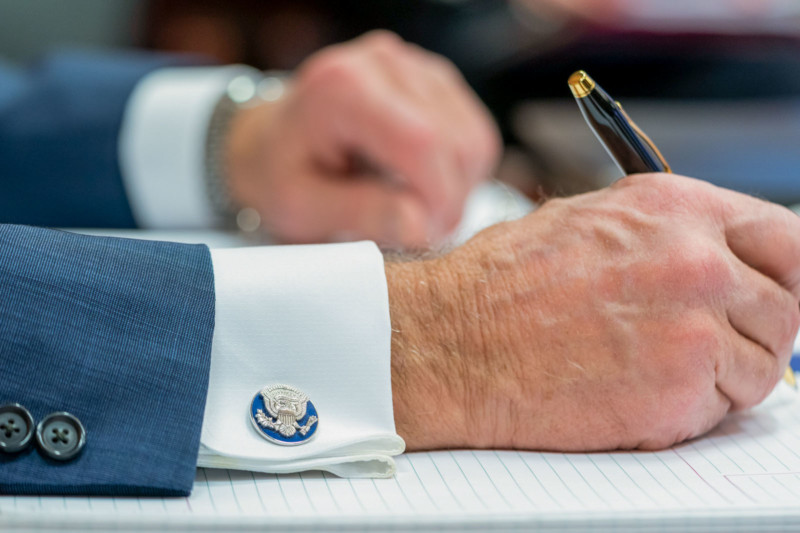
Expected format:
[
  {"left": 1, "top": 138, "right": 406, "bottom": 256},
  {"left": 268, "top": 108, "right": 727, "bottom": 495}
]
[
  {"left": 0, "top": 224, "right": 215, "bottom": 496},
  {"left": 0, "top": 51, "right": 193, "bottom": 228}
]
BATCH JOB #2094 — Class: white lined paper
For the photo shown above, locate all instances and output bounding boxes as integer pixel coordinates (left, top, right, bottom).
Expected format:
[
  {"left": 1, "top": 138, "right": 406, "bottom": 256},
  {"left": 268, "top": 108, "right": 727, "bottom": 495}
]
[{"left": 4, "top": 384, "right": 800, "bottom": 530}]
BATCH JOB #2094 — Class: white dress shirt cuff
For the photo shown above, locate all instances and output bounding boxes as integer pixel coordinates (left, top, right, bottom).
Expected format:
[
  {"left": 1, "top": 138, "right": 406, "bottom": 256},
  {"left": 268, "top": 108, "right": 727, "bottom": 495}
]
[
  {"left": 199, "top": 241, "right": 405, "bottom": 478},
  {"left": 118, "top": 65, "right": 260, "bottom": 229}
]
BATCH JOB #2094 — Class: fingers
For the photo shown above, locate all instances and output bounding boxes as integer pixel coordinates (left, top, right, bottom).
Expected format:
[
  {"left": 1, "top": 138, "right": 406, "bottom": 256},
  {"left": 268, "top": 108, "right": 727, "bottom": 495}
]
[
  {"left": 378, "top": 39, "right": 502, "bottom": 185},
  {"left": 342, "top": 94, "right": 464, "bottom": 237},
  {"left": 726, "top": 261, "right": 800, "bottom": 362},
  {"left": 295, "top": 31, "right": 500, "bottom": 241},
  {"left": 312, "top": 64, "right": 461, "bottom": 238},
  {"left": 613, "top": 176, "right": 800, "bottom": 298},
  {"left": 693, "top": 184, "right": 800, "bottom": 411},
  {"left": 716, "top": 188, "right": 800, "bottom": 297},
  {"left": 717, "top": 319, "right": 784, "bottom": 411}
]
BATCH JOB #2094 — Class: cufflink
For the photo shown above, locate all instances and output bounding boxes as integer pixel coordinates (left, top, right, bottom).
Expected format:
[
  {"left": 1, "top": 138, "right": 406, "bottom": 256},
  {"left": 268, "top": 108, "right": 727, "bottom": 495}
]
[
  {"left": 0, "top": 403, "right": 35, "bottom": 453},
  {"left": 250, "top": 384, "right": 318, "bottom": 445},
  {"left": 36, "top": 411, "right": 86, "bottom": 461}
]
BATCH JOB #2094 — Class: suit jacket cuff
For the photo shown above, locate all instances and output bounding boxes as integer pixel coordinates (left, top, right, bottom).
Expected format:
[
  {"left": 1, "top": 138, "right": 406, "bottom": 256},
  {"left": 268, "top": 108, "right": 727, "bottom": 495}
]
[{"left": 0, "top": 225, "right": 215, "bottom": 496}]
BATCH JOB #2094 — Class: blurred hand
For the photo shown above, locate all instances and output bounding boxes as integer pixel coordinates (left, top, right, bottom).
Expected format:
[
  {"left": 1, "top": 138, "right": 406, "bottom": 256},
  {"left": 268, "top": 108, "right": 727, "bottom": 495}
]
[
  {"left": 226, "top": 30, "right": 501, "bottom": 248},
  {"left": 522, "top": 0, "right": 786, "bottom": 27},
  {"left": 520, "top": 0, "right": 626, "bottom": 24},
  {"left": 388, "top": 174, "right": 800, "bottom": 451}
]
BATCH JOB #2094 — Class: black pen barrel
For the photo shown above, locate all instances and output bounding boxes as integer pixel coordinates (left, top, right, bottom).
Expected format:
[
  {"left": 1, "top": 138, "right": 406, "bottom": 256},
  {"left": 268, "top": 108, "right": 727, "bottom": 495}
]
[{"left": 569, "top": 72, "right": 668, "bottom": 175}]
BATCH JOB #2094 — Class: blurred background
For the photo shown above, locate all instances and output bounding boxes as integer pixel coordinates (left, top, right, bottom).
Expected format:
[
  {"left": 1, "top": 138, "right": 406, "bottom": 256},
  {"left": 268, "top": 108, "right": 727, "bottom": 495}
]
[{"left": 3, "top": 0, "right": 800, "bottom": 204}]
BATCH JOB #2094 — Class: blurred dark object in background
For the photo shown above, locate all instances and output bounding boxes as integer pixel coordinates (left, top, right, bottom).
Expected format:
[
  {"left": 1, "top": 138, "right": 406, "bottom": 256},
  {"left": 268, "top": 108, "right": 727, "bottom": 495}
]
[
  {"left": 140, "top": 0, "right": 560, "bottom": 84},
  {"left": 5, "top": 0, "right": 800, "bottom": 203},
  {"left": 140, "top": 0, "right": 800, "bottom": 202},
  {"left": 143, "top": 0, "right": 334, "bottom": 69}
]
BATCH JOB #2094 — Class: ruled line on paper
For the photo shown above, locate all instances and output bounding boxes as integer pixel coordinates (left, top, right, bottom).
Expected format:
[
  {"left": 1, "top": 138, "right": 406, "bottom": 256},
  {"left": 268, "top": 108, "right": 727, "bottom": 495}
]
[
  {"left": 4, "top": 388, "right": 800, "bottom": 525},
  {"left": 750, "top": 418, "right": 800, "bottom": 465},
  {"left": 514, "top": 450, "right": 563, "bottom": 509},
  {"left": 405, "top": 453, "right": 444, "bottom": 512},
  {"left": 606, "top": 453, "right": 659, "bottom": 507},
  {"left": 588, "top": 454, "right": 638, "bottom": 507},
  {"left": 724, "top": 471, "right": 800, "bottom": 477},
  {"left": 493, "top": 451, "right": 538, "bottom": 509},
  {"left": 672, "top": 448, "right": 732, "bottom": 504},
  {"left": 771, "top": 474, "right": 800, "bottom": 499},
  {"left": 657, "top": 451, "right": 709, "bottom": 505},
  {"left": 470, "top": 451, "right": 516, "bottom": 509},
  {"left": 537, "top": 452, "right": 584, "bottom": 507},
  {"left": 248, "top": 472, "right": 267, "bottom": 514},
  {"left": 429, "top": 453, "right": 465, "bottom": 510},
  {"left": 631, "top": 452, "right": 685, "bottom": 507}
]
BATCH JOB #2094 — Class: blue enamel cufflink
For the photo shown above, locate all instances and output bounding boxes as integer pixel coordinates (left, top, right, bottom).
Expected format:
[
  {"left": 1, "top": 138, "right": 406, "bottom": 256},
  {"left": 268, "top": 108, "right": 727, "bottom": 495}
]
[{"left": 250, "top": 384, "right": 318, "bottom": 445}]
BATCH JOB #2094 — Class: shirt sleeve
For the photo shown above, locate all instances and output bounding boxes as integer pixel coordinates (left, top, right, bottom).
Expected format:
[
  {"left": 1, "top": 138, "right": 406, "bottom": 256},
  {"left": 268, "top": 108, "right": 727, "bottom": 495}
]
[
  {"left": 117, "top": 65, "right": 260, "bottom": 229},
  {"left": 200, "top": 241, "right": 405, "bottom": 478}
]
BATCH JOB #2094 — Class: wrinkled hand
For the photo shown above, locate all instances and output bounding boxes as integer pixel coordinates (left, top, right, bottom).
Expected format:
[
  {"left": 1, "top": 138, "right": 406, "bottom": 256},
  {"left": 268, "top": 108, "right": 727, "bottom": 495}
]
[
  {"left": 389, "top": 174, "right": 800, "bottom": 451},
  {"left": 226, "top": 31, "right": 500, "bottom": 248}
]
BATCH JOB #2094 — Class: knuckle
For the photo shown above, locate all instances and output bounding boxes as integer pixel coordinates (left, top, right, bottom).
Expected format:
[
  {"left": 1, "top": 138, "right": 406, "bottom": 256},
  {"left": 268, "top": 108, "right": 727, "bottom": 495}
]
[
  {"left": 298, "top": 50, "right": 363, "bottom": 93},
  {"left": 668, "top": 244, "right": 733, "bottom": 297},
  {"left": 613, "top": 173, "right": 707, "bottom": 216},
  {"left": 678, "top": 315, "right": 724, "bottom": 362},
  {"left": 428, "top": 54, "right": 462, "bottom": 80},
  {"left": 362, "top": 29, "right": 403, "bottom": 52}
]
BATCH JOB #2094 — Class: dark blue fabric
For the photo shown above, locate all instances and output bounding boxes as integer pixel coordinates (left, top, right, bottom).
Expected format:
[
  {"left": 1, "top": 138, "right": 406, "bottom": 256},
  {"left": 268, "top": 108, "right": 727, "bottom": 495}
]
[
  {"left": 0, "top": 50, "right": 187, "bottom": 228},
  {"left": 0, "top": 224, "right": 215, "bottom": 496}
]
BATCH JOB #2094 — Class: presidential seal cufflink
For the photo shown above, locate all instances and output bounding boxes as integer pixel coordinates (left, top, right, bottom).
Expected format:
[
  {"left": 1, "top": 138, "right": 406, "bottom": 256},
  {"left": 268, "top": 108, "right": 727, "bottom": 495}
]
[{"left": 250, "top": 384, "right": 318, "bottom": 445}]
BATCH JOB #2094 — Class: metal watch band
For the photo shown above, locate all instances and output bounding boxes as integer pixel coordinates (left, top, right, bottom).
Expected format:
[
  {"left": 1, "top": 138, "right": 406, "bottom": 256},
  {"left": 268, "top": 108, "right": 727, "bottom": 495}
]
[{"left": 204, "top": 71, "right": 287, "bottom": 232}]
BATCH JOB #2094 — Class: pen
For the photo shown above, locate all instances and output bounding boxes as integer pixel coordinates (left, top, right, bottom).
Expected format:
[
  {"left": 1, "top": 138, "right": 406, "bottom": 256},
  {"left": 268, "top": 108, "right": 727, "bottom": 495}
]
[
  {"left": 568, "top": 70, "right": 670, "bottom": 175},
  {"left": 568, "top": 70, "right": 797, "bottom": 389}
]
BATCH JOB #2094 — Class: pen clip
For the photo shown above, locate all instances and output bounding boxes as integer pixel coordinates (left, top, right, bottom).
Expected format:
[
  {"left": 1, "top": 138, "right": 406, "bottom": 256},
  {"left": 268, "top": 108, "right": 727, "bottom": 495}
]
[{"left": 615, "top": 102, "right": 672, "bottom": 173}]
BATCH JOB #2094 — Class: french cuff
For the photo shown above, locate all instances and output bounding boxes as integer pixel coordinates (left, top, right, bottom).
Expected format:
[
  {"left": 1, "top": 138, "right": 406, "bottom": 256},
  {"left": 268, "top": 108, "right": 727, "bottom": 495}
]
[
  {"left": 200, "top": 241, "right": 405, "bottom": 478},
  {"left": 118, "top": 65, "right": 261, "bottom": 229}
]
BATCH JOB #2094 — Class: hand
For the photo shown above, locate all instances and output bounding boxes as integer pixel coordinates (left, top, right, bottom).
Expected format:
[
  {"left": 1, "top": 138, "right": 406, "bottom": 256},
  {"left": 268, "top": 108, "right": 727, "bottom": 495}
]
[
  {"left": 520, "top": 0, "right": 784, "bottom": 27},
  {"left": 518, "top": 0, "right": 626, "bottom": 25},
  {"left": 226, "top": 31, "right": 501, "bottom": 248},
  {"left": 388, "top": 174, "right": 800, "bottom": 451}
]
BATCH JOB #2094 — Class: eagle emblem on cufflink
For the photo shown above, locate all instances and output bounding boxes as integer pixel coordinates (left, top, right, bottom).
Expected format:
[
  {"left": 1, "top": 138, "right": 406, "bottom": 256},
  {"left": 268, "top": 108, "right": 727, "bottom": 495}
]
[{"left": 250, "top": 384, "right": 318, "bottom": 445}]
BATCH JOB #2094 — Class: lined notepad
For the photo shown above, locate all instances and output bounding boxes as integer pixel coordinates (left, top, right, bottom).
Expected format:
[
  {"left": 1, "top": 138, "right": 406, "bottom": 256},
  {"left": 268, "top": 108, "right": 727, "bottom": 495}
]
[
  {"left": 4, "top": 383, "right": 800, "bottom": 532},
  {"left": 6, "top": 215, "right": 800, "bottom": 531}
]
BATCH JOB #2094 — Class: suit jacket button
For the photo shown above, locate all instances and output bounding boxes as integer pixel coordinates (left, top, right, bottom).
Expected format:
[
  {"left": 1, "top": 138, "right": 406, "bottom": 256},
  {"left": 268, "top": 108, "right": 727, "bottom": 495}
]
[
  {"left": 36, "top": 412, "right": 86, "bottom": 461},
  {"left": 0, "top": 403, "right": 35, "bottom": 453}
]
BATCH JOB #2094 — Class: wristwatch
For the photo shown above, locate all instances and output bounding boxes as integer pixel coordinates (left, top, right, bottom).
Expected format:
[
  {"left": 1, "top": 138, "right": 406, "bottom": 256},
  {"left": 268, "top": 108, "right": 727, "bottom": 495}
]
[{"left": 204, "top": 71, "right": 287, "bottom": 232}]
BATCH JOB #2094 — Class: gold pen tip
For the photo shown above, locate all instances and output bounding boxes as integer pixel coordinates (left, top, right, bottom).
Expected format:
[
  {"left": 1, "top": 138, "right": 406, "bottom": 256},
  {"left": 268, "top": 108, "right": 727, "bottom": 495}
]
[{"left": 568, "top": 70, "right": 596, "bottom": 98}]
